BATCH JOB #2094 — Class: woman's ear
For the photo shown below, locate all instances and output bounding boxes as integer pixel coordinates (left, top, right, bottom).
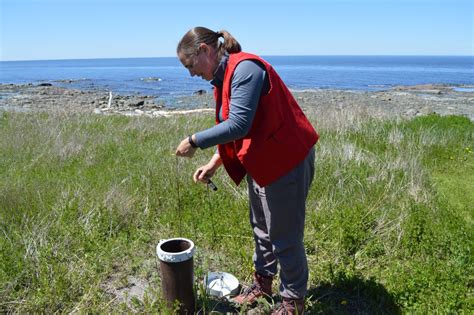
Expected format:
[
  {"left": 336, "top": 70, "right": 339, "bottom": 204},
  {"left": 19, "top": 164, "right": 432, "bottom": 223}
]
[{"left": 199, "top": 43, "right": 210, "bottom": 55}]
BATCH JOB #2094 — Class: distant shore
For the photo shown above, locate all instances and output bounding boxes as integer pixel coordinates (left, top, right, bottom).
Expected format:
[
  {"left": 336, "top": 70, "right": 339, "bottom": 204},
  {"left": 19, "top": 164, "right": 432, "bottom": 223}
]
[{"left": 0, "top": 83, "right": 473, "bottom": 120}]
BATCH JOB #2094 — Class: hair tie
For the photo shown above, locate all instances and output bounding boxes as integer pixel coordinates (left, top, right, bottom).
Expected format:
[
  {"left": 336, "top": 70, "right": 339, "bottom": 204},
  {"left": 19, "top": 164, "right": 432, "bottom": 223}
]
[{"left": 215, "top": 31, "right": 222, "bottom": 38}]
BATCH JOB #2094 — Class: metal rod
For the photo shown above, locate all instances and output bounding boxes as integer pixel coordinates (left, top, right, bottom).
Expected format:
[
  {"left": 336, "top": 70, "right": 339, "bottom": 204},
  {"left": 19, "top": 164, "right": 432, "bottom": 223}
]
[
  {"left": 206, "top": 182, "right": 218, "bottom": 245},
  {"left": 175, "top": 155, "right": 182, "bottom": 234}
]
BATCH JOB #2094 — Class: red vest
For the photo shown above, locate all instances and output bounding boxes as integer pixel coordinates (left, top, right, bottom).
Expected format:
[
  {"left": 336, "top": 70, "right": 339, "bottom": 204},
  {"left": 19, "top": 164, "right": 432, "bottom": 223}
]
[{"left": 215, "top": 52, "right": 319, "bottom": 187}]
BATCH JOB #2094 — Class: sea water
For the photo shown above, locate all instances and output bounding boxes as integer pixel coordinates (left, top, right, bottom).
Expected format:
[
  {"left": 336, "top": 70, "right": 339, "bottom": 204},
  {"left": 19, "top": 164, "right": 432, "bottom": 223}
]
[{"left": 1, "top": 56, "right": 472, "bottom": 104}]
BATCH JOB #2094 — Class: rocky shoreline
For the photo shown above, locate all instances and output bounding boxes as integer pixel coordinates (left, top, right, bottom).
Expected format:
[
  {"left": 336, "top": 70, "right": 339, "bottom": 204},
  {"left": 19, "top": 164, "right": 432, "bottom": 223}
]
[{"left": 0, "top": 83, "right": 472, "bottom": 120}]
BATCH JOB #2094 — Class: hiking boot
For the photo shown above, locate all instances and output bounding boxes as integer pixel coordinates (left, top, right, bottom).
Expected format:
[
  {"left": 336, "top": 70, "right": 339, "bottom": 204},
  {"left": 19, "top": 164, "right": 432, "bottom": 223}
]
[
  {"left": 271, "top": 298, "right": 305, "bottom": 315},
  {"left": 232, "top": 272, "right": 273, "bottom": 305}
]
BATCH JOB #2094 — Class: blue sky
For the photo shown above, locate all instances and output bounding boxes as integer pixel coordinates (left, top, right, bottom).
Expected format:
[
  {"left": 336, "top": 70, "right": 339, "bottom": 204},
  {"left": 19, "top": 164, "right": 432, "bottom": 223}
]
[{"left": 0, "top": 0, "right": 472, "bottom": 61}]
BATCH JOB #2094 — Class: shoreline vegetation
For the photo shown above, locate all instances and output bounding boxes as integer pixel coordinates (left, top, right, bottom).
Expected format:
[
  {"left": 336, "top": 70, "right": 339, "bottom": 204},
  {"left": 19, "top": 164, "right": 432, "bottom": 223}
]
[{"left": 0, "top": 83, "right": 472, "bottom": 313}]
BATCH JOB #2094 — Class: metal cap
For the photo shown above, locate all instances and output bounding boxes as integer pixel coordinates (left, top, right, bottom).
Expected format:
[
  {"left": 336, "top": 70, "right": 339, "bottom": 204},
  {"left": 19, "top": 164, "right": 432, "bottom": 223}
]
[
  {"left": 156, "top": 238, "right": 195, "bottom": 263},
  {"left": 205, "top": 272, "right": 240, "bottom": 298}
]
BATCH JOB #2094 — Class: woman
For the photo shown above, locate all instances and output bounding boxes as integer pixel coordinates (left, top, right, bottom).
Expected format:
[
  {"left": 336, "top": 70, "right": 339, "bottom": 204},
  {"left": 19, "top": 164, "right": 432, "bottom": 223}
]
[{"left": 175, "top": 26, "right": 318, "bottom": 314}]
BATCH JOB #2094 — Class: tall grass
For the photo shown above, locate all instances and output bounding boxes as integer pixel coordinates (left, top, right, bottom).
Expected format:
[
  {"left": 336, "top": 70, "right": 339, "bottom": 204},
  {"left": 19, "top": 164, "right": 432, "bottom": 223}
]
[{"left": 0, "top": 107, "right": 472, "bottom": 313}]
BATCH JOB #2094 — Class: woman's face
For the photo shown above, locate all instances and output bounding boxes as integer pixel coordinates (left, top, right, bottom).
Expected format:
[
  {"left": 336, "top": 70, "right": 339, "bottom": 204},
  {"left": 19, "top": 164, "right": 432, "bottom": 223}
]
[{"left": 178, "top": 43, "right": 217, "bottom": 81}]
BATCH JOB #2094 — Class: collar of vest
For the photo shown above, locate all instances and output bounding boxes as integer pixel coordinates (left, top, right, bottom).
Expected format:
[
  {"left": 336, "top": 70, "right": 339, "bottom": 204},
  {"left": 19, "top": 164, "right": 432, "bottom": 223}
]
[{"left": 214, "top": 52, "right": 271, "bottom": 122}]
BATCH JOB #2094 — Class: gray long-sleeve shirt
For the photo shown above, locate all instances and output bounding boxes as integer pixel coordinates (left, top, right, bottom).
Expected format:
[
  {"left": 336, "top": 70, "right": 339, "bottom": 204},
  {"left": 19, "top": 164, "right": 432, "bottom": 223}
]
[{"left": 194, "top": 55, "right": 269, "bottom": 149}]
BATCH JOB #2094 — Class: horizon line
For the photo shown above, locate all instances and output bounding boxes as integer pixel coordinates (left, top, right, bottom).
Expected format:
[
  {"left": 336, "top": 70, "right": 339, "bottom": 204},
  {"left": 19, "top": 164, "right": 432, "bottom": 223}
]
[{"left": 1, "top": 54, "right": 473, "bottom": 62}]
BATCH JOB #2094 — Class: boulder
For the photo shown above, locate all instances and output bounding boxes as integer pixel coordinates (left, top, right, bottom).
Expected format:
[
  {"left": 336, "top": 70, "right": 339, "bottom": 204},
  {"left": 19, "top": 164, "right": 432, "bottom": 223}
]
[{"left": 194, "top": 89, "right": 206, "bottom": 95}]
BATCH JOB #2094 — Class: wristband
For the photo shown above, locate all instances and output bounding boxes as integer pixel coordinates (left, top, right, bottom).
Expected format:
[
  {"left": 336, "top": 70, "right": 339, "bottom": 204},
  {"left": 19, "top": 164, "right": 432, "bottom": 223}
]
[{"left": 188, "top": 135, "right": 198, "bottom": 148}]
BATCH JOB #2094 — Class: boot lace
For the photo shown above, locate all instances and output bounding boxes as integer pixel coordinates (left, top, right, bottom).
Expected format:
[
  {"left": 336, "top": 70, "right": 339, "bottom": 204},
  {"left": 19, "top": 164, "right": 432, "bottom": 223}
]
[
  {"left": 241, "top": 283, "right": 259, "bottom": 296},
  {"left": 272, "top": 299, "right": 303, "bottom": 315}
]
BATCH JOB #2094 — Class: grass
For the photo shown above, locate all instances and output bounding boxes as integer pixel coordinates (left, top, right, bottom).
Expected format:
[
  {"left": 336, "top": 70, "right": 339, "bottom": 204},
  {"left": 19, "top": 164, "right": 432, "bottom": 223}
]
[{"left": 0, "top": 108, "right": 472, "bottom": 314}]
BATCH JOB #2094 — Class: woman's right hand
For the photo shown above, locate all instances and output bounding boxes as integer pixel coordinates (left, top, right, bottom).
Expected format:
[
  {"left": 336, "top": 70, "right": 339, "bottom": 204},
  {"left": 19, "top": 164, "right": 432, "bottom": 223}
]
[{"left": 193, "top": 154, "right": 222, "bottom": 184}]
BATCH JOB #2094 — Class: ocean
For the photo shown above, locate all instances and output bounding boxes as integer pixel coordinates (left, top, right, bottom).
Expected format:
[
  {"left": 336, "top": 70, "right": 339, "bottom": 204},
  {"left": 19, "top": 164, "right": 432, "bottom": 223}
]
[{"left": 1, "top": 56, "right": 473, "bottom": 101}]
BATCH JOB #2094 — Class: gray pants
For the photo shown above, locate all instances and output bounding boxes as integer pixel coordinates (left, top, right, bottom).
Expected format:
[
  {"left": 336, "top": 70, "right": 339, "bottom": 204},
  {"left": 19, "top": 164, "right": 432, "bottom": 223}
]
[{"left": 246, "top": 147, "right": 315, "bottom": 299}]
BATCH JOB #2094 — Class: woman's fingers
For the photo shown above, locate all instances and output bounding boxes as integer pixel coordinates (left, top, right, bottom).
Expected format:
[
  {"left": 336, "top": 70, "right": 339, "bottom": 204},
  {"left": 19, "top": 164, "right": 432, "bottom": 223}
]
[
  {"left": 193, "top": 169, "right": 203, "bottom": 182},
  {"left": 193, "top": 166, "right": 213, "bottom": 183},
  {"left": 193, "top": 168, "right": 207, "bottom": 183},
  {"left": 175, "top": 137, "right": 196, "bottom": 158}
]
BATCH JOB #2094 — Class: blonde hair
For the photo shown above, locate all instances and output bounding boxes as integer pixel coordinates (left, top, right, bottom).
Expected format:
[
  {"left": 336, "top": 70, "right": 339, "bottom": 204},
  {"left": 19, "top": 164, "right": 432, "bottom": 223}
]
[{"left": 177, "top": 26, "right": 241, "bottom": 58}]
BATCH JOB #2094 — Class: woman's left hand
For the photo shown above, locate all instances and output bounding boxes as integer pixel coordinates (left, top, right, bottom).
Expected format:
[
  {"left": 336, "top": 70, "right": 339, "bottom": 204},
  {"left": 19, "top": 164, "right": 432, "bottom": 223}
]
[{"left": 175, "top": 136, "right": 197, "bottom": 158}]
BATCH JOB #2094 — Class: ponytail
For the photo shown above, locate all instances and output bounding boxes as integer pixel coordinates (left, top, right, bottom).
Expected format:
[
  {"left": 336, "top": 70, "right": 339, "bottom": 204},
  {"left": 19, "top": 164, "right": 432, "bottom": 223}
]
[
  {"left": 177, "top": 27, "right": 242, "bottom": 57},
  {"left": 216, "top": 30, "right": 241, "bottom": 55}
]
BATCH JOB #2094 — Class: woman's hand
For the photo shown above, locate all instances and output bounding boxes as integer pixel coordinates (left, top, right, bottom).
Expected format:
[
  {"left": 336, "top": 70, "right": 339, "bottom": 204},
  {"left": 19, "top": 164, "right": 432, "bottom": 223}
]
[
  {"left": 193, "top": 154, "right": 222, "bottom": 184},
  {"left": 175, "top": 135, "right": 197, "bottom": 158}
]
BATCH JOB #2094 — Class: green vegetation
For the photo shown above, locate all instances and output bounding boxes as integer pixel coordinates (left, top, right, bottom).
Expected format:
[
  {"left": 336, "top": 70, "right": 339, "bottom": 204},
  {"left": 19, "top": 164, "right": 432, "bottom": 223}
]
[{"left": 0, "top": 109, "right": 472, "bottom": 313}]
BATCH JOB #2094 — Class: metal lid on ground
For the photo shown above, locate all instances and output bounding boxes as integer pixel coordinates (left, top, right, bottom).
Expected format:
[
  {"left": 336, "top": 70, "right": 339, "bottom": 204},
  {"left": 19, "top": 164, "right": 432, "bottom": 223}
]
[{"left": 205, "top": 272, "right": 240, "bottom": 298}]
